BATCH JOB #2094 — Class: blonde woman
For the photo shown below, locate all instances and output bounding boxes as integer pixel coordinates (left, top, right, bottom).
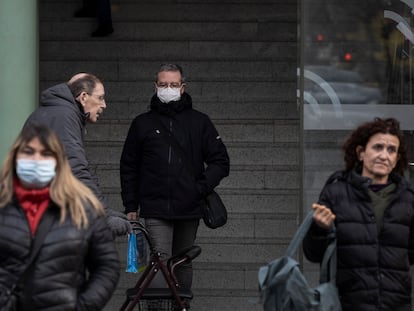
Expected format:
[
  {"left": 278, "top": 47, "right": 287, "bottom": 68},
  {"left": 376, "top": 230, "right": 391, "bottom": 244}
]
[{"left": 0, "top": 124, "right": 120, "bottom": 310}]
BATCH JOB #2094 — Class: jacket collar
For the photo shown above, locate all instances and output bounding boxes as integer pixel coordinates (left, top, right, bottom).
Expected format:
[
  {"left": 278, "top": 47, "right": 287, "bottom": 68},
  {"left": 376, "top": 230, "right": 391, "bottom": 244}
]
[
  {"left": 41, "top": 83, "right": 88, "bottom": 125},
  {"left": 75, "top": 100, "right": 89, "bottom": 124},
  {"left": 150, "top": 92, "right": 192, "bottom": 116},
  {"left": 344, "top": 169, "right": 412, "bottom": 199}
]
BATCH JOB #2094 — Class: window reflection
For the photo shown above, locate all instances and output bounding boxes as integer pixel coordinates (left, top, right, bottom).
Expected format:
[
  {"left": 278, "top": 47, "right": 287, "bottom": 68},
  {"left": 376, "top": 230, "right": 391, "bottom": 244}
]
[{"left": 302, "top": 0, "right": 414, "bottom": 130}]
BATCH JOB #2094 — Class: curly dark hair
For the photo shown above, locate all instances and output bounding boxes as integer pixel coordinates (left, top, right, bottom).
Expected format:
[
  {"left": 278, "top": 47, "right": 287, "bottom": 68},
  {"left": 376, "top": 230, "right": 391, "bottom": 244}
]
[{"left": 342, "top": 117, "right": 408, "bottom": 175}]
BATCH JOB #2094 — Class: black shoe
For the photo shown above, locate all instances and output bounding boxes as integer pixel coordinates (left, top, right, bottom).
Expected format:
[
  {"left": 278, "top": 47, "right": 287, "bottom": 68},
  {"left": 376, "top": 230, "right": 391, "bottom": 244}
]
[
  {"left": 91, "top": 22, "right": 114, "bottom": 37},
  {"left": 74, "top": 7, "right": 95, "bottom": 18}
]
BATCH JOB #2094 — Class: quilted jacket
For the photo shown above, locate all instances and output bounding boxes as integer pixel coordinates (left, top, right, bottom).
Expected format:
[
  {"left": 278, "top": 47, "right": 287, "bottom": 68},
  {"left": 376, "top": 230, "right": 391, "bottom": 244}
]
[
  {"left": 0, "top": 199, "right": 120, "bottom": 311},
  {"left": 303, "top": 170, "right": 414, "bottom": 311}
]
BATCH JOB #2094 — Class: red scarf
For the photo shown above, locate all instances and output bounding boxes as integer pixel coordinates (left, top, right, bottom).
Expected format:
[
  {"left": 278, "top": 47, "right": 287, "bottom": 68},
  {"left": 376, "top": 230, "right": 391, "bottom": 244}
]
[{"left": 14, "top": 179, "right": 50, "bottom": 236}]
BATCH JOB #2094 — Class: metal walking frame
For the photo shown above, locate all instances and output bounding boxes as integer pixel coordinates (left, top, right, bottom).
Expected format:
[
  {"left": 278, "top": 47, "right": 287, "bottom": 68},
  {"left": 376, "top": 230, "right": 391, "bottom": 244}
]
[{"left": 119, "top": 221, "right": 201, "bottom": 311}]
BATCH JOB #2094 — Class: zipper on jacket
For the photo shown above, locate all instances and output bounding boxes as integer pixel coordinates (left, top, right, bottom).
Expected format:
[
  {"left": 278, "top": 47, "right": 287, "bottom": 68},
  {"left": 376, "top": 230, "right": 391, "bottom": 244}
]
[
  {"left": 167, "top": 119, "right": 173, "bottom": 214},
  {"left": 374, "top": 201, "right": 382, "bottom": 309}
]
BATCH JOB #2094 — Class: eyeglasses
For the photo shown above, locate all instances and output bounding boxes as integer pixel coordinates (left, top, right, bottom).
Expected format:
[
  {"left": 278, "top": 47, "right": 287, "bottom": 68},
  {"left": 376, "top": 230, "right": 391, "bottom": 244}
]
[
  {"left": 89, "top": 93, "right": 105, "bottom": 101},
  {"left": 156, "top": 82, "right": 183, "bottom": 89}
]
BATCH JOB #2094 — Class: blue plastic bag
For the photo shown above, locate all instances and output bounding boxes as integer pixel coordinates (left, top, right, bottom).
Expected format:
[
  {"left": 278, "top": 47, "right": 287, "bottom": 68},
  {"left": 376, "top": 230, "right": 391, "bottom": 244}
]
[{"left": 126, "top": 233, "right": 138, "bottom": 273}]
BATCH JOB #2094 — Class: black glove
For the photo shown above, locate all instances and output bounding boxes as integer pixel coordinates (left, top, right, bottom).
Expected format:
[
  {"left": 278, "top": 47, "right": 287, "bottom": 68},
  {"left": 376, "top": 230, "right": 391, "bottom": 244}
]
[{"left": 106, "top": 209, "right": 132, "bottom": 238}]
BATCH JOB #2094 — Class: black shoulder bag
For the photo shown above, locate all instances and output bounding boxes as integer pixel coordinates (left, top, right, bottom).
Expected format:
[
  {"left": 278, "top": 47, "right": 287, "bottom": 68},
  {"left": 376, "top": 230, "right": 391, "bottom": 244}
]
[
  {"left": 150, "top": 113, "right": 227, "bottom": 229},
  {"left": 4, "top": 210, "right": 55, "bottom": 311}
]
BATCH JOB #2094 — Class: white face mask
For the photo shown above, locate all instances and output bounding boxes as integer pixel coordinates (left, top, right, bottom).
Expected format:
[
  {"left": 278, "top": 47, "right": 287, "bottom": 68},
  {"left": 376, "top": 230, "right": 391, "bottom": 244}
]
[
  {"left": 16, "top": 159, "right": 56, "bottom": 189},
  {"left": 157, "top": 87, "right": 181, "bottom": 104}
]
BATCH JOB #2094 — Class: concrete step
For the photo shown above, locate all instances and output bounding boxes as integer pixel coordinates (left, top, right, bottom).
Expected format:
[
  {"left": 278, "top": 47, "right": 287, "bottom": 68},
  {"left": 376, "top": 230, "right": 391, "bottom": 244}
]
[
  {"left": 40, "top": 60, "right": 294, "bottom": 82},
  {"left": 103, "top": 189, "right": 300, "bottom": 217},
  {"left": 114, "top": 263, "right": 263, "bottom": 292},
  {"left": 40, "top": 2, "right": 296, "bottom": 22},
  {"left": 83, "top": 120, "right": 299, "bottom": 143},
  {"left": 111, "top": 210, "right": 299, "bottom": 243},
  {"left": 84, "top": 142, "right": 299, "bottom": 166},
  {"left": 91, "top": 165, "right": 299, "bottom": 191},
  {"left": 40, "top": 41, "right": 296, "bottom": 61},
  {"left": 40, "top": 80, "right": 295, "bottom": 103},
  {"left": 40, "top": 20, "right": 296, "bottom": 41},
  {"left": 76, "top": 100, "right": 298, "bottom": 120},
  {"left": 114, "top": 236, "right": 290, "bottom": 266}
]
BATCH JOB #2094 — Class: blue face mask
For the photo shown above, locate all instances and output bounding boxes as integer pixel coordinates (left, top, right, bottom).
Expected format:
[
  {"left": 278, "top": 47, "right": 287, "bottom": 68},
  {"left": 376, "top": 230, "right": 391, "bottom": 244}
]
[{"left": 16, "top": 159, "right": 56, "bottom": 189}]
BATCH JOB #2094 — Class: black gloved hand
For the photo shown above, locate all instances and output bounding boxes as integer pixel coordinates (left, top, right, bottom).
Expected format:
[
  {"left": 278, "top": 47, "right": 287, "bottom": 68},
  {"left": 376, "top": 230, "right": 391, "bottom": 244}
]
[{"left": 106, "top": 209, "right": 132, "bottom": 238}]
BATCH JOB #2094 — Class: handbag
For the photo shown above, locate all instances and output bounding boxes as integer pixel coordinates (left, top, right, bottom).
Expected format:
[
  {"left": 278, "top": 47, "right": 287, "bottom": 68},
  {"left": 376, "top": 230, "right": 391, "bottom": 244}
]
[
  {"left": 258, "top": 211, "right": 341, "bottom": 311},
  {"left": 203, "top": 190, "right": 227, "bottom": 229},
  {"left": 150, "top": 113, "right": 228, "bottom": 229}
]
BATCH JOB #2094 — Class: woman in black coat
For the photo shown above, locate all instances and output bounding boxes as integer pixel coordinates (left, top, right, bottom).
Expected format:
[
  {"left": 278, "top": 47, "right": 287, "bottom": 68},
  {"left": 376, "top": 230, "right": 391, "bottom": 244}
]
[
  {"left": 0, "top": 124, "right": 120, "bottom": 311},
  {"left": 303, "top": 118, "right": 414, "bottom": 311}
]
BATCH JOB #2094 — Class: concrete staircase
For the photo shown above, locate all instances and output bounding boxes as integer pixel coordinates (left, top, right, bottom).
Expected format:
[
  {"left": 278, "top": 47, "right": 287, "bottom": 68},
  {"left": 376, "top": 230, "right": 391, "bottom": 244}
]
[{"left": 39, "top": 0, "right": 298, "bottom": 310}]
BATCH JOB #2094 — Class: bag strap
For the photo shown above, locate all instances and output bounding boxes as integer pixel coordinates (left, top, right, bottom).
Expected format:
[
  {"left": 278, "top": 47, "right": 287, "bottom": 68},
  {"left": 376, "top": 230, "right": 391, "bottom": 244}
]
[
  {"left": 150, "top": 113, "right": 195, "bottom": 178},
  {"left": 319, "top": 236, "right": 337, "bottom": 283},
  {"left": 284, "top": 211, "right": 315, "bottom": 257},
  {"left": 285, "top": 210, "right": 337, "bottom": 283}
]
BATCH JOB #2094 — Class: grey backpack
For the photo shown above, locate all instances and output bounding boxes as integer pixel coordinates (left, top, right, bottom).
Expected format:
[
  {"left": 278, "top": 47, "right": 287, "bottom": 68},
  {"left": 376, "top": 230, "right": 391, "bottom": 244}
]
[{"left": 258, "top": 211, "right": 342, "bottom": 311}]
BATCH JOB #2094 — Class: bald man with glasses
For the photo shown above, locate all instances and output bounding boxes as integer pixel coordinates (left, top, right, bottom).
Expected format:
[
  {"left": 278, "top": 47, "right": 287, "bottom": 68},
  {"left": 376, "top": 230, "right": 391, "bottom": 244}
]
[{"left": 25, "top": 73, "right": 132, "bottom": 238}]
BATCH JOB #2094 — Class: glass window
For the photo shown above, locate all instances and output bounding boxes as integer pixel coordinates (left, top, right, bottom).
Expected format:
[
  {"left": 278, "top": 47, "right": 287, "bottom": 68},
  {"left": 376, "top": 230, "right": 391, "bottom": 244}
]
[
  {"left": 300, "top": 0, "right": 414, "bottom": 203},
  {"left": 300, "top": 0, "right": 414, "bottom": 282}
]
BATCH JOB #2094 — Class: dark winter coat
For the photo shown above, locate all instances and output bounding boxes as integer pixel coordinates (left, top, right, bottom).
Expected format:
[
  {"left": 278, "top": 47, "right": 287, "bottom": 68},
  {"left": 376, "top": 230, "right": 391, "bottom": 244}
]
[
  {"left": 0, "top": 200, "right": 120, "bottom": 311},
  {"left": 120, "top": 92, "right": 230, "bottom": 219},
  {"left": 303, "top": 169, "right": 414, "bottom": 311},
  {"left": 25, "top": 83, "right": 105, "bottom": 205}
]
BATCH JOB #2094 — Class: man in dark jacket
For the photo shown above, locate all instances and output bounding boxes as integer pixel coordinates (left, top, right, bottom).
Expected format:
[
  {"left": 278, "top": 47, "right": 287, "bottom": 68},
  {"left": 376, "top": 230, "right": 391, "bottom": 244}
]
[
  {"left": 120, "top": 63, "right": 230, "bottom": 290},
  {"left": 303, "top": 117, "right": 414, "bottom": 311},
  {"left": 25, "top": 73, "right": 131, "bottom": 237}
]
